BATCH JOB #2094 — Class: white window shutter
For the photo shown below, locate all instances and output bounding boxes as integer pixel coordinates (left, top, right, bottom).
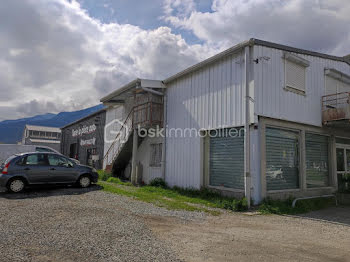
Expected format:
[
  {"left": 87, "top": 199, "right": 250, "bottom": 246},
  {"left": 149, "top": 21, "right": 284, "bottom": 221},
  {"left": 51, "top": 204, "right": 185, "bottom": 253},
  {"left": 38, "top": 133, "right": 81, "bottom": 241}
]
[{"left": 285, "top": 60, "right": 306, "bottom": 92}]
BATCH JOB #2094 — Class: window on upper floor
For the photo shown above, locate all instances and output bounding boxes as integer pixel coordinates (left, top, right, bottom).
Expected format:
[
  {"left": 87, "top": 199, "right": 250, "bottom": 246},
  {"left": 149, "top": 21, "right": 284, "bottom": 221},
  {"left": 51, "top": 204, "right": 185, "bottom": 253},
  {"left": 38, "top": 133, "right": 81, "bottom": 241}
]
[
  {"left": 325, "top": 68, "right": 350, "bottom": 95},
  {"left": 284, "top": 53, "right": 310, "bottom": 94}
]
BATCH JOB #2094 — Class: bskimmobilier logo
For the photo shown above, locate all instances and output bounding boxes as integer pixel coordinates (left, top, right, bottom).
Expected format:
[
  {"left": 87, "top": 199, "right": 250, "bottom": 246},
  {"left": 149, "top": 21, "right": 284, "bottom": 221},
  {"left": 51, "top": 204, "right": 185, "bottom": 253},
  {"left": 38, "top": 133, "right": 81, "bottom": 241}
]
[{"left": 104, "top": 119, "right": 130, "bottom": 144}]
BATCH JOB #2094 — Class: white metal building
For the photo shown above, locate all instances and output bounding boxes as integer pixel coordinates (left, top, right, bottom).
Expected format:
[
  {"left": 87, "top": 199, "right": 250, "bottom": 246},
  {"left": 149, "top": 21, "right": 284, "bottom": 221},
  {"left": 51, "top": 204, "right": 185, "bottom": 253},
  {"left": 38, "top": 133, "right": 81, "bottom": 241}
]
[{"left": 102, "top": 39, "right": 350, "bottom": 204}]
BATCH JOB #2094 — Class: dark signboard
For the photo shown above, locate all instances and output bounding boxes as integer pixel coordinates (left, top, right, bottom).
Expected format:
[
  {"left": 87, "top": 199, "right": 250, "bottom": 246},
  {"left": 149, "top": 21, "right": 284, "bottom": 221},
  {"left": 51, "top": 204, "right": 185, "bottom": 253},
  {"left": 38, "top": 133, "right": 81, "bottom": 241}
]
[{"left": 61, "top": 109, "right": 106, "bottom": 169}]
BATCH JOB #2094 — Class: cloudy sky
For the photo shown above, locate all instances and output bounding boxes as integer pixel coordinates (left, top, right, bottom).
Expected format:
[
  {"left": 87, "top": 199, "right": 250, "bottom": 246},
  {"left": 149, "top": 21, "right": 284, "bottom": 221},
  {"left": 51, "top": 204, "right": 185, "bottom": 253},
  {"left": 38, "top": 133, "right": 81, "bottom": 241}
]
[{"left": 0, "top": 0, "right": 349, "bottom": 121}]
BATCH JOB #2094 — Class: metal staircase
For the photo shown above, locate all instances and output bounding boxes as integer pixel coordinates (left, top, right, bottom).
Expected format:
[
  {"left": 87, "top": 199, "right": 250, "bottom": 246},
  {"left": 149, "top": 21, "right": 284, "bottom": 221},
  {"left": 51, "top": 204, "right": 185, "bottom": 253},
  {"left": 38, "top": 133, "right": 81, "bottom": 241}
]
[
  {"left": 103, "top": 93, "right": 164, "bottom": 173},
  {"left": 103, "top": 111, "right": 133, "bottom": 171}
]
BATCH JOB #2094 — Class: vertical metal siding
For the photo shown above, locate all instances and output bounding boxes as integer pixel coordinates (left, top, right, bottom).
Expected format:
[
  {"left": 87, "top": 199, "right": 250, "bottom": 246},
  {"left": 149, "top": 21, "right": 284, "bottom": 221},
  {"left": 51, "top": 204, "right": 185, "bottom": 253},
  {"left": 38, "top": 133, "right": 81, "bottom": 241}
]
[
  {"left": 254, "top": 46, "right": 350, "bottom": 127},
  {"left": 165, "top": 52, "right": 245, "bottom": 188}
]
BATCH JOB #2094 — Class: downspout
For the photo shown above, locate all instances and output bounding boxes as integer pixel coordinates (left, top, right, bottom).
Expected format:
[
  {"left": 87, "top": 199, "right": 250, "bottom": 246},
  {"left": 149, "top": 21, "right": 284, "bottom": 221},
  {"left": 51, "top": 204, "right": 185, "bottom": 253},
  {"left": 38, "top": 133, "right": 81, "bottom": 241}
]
[
  {"left": 244, "top": 46, "right": 251, "bottom": 208},
  {"left": 161, "top": 89, "right": 167, "bottom": 180}
]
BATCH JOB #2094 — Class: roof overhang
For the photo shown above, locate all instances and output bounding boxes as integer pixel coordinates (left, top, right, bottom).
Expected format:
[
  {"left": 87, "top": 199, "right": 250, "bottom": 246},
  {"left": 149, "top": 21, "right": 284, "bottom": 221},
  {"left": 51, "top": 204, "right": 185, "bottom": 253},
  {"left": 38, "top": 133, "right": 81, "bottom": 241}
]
[{"left": 100, "top": 78, "right": 165, "bottom": 105}]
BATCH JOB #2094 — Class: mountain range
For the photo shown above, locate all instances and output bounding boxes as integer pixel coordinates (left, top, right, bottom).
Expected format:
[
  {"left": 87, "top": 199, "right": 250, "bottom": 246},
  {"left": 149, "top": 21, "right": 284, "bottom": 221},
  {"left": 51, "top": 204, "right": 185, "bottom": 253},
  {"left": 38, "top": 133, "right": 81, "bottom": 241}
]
[{"left": 0, "top": 104, "right": 104, "bottom": 144}]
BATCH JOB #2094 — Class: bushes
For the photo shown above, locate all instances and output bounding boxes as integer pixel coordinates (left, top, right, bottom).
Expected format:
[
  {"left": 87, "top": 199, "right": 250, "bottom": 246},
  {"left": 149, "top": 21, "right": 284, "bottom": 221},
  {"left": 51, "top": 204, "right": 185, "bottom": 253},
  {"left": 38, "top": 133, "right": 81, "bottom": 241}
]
[
  {"left": 163, "top": 185, "right": 249, "bottom": 212},
  {"left": 98, "top": 170, "right": 112, "bottom": 181},
  {"left": 107, "top": 177, "right": 132, "bottom": 186},
  {"left": 149, "top": 178, "right": 168, "bottom": 188},
  {"left": 258, "top": 197, "right": 335, "bottom": 215},
  {"left": 107, "top": 177, "right": 122, "bottom": 184},
  {"left": 215, "top": 198, "right": 248, "bottom": 212}
]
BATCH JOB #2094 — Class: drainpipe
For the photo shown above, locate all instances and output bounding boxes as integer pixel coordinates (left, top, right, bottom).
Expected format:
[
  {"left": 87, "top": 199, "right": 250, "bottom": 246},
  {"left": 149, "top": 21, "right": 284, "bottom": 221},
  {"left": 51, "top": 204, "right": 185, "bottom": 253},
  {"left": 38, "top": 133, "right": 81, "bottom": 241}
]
[
  {"left": 130, "top": 129, "right": 138, "bottom": 185},
  {"left": 161, "top": 92, "right": 167, "bottom": 180},
  {"left": 244, "top": 46, "right": 251, "bottom": 208}
]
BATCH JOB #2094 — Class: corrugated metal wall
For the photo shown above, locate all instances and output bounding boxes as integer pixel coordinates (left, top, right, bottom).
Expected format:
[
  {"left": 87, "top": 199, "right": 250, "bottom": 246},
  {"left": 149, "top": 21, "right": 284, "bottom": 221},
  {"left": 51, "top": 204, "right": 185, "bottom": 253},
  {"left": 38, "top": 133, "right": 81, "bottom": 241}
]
[
  {"left": 254, "top": 45, "right": 350, "bottom": 127},
  {"left": 165, "top": 51, "right": 246, "bottom": 188}
]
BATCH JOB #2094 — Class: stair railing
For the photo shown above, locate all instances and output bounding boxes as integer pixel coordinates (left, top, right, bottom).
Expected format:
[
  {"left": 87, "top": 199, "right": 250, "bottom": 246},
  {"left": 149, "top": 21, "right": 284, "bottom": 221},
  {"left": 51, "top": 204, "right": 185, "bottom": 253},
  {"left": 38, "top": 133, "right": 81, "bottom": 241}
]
[{"left": 103, "top": 109, "right": 134, "bottom": 168}]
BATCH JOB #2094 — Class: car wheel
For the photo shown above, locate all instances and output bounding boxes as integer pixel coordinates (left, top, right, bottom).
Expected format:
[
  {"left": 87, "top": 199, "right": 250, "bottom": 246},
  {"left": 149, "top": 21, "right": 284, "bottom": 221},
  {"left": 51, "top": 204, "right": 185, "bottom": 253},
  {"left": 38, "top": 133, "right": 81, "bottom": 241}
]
[
  {"left": 7, "top": 178, "right": 25, "bottom": 193},
  {"left": 79, "top": 175, "right": 91, "bottom": 188}
]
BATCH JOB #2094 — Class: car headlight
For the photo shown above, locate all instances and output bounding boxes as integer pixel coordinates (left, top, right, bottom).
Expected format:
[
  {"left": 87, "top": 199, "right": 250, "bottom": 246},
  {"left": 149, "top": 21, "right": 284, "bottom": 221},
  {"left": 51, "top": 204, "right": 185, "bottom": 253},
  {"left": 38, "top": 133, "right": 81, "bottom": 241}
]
[{"left": 92, "top": 168, "right": 97, "bottom": 172}]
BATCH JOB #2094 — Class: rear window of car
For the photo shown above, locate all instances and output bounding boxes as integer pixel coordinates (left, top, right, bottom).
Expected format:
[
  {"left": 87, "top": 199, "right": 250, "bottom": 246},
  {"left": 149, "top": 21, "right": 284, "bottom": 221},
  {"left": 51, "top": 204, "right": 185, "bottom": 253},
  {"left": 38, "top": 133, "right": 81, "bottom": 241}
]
[
  {"left": 4, "top": 155, "right": 17, "bottom": 165},
  {"left": 24, "top": 154, "right": 48, "bottom": 166}
]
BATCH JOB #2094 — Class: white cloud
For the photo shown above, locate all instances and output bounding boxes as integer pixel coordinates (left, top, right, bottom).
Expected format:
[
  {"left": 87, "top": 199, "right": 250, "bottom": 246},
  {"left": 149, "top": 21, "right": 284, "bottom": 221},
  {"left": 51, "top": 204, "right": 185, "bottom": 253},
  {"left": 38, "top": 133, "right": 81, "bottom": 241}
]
[
  {"left": 164, "top": 0, "right": 350, "bottom": 55},
  {"left": 0, "top": 0, "right": 214, "bottom": 120},
  {"left": 1, "top": 0, "right": 349, "bottom": 121}
]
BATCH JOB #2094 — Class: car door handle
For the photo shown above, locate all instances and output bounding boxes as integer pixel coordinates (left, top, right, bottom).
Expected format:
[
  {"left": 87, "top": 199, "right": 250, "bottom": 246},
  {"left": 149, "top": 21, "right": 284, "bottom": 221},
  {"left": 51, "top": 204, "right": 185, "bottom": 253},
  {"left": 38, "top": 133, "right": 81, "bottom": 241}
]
[
  {"left": 24, "top": 168, "right": 30, "bottom": 171},
  {"left": 50, "top": 168, "right": 56, "bottom": 170}
]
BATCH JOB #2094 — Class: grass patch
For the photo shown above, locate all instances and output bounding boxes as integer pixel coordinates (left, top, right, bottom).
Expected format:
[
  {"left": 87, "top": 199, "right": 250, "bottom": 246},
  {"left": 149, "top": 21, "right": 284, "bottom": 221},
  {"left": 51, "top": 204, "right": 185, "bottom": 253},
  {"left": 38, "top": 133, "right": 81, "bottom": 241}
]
[
  {"left": 97, "top": 177, "right": 334, "bottom": 215},
  {"left": 97, "top": 178, "right": 248, "bottom": 214},
  {"left": 97, "top": 170, "right": 132, "bottom": 186},
  {"left": 98, "top": 181, "right": 220, "bottom": 215},
  {"left": 106, "top": 177, "right": 133, "bottom": 186},
  {"left": 258, "top": 197, "right": 335, "bottom": 215}
]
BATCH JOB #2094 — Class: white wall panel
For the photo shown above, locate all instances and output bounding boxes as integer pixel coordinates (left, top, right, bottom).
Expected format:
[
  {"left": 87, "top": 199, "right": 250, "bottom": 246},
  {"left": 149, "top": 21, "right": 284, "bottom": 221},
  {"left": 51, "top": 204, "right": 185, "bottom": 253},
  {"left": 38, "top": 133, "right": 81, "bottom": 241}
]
[
  {"left": 103, "top": 97, "right": 134, "bottom": 161},
  {"left": 254, "top": 45, "right": 350, "bottom": 127},
  {"left": 165, "top": 52, "right": 245, "bottom": 188},
  {"left": 136, "top": 136, "right": 163, "bottom": 184}
]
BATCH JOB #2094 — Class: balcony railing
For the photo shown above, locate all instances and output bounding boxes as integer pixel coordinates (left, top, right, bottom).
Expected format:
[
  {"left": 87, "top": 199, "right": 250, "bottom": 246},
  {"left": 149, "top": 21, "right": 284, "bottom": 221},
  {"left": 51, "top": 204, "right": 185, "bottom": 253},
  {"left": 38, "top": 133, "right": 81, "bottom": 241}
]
[
  {"left": 322, "top": 92, "right": 350, "bottom": 125},
  {"left": 133, "top": 101, "right": 163, "bottom": 128}
]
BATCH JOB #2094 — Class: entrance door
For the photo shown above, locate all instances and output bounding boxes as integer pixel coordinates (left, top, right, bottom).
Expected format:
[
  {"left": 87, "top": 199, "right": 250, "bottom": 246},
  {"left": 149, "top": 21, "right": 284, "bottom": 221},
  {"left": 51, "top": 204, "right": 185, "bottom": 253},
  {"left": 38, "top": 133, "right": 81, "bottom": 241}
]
[{"left": 336, "top": 144, "right": 350, "bottom": 191}]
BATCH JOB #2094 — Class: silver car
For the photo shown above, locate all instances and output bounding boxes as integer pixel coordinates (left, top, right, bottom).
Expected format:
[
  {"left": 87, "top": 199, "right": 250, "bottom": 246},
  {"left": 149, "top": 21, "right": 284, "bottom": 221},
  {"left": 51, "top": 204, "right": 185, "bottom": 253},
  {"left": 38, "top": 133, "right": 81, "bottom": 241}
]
[{"left": 0, "top": 152, "right": 98, "bottom": 193}]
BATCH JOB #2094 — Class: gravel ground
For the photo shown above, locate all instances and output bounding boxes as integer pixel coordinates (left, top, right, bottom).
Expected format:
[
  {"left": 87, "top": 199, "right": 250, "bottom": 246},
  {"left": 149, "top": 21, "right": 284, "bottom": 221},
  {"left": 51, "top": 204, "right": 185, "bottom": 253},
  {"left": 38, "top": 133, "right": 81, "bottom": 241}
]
[
  {"left": 0, "top": 185, "right": 204, "bottom": 262},
  {"left": 0, "top": 185, "right": 349, "bottom": 262}
]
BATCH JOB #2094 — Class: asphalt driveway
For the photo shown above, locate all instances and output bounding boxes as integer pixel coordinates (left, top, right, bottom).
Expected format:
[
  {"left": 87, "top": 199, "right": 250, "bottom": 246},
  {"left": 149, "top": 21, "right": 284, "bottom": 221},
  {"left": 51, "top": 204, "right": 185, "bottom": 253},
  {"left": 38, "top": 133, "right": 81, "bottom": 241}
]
[{"left": 0, "top": 186, "right": 349, "bottom": 262}]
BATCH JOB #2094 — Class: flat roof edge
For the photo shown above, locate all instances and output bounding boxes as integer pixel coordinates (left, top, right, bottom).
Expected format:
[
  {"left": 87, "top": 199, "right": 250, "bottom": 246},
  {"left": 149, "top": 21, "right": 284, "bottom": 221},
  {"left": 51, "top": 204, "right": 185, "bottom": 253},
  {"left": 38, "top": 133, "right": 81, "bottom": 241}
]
[
  {"left": 164, "top": 39, "right": 253, "bottom": 84},
  {"left": 252, "top": 39, "right": 346, "bottom": 63},
  {"left": 164, "top": 38, "right": 349, "bottom": 84}
]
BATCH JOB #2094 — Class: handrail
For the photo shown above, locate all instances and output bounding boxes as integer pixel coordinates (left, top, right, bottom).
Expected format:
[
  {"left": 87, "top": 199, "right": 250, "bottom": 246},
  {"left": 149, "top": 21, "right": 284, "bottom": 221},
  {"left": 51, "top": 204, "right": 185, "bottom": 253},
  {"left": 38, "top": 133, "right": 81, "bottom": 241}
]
[
  {"left": 322, "top": 92, "right": 350, "bottom": 109},
  {"left": 103, "top": 108, "right": 134, "bottom": 161},
  {"left": 322, "top": 92, "right": 350, "bottom": 99},
  {"left": 103, "top": 100, "right": 164, "bottom": 168}
]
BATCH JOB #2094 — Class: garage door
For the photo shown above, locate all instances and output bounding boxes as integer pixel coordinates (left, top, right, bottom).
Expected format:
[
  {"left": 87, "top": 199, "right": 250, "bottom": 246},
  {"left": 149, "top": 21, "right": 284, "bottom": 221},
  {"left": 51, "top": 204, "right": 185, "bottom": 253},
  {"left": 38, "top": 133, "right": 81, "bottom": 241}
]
[
  {"left": 209, "top": 128, "right": 244, "bottom": 189},
  {"left": 306, "top": 133, "right": 329, "bottom": 188},
  {"left": 266, "top": 127, "right": 300, "bottom": 191}
]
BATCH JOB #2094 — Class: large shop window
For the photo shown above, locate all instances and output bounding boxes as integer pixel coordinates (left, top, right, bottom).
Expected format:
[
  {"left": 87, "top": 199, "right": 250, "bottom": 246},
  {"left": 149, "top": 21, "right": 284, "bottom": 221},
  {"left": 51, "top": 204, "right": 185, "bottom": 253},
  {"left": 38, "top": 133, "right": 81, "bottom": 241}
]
[
  {"left": 266, "top": 127, "right": 300, "bottom": 191},
  {"left": 305, "top": 134, "right": 330, "bottom": 188},
  {"left": 209, "top": 128, "right": 244, "bottom": 190}
]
